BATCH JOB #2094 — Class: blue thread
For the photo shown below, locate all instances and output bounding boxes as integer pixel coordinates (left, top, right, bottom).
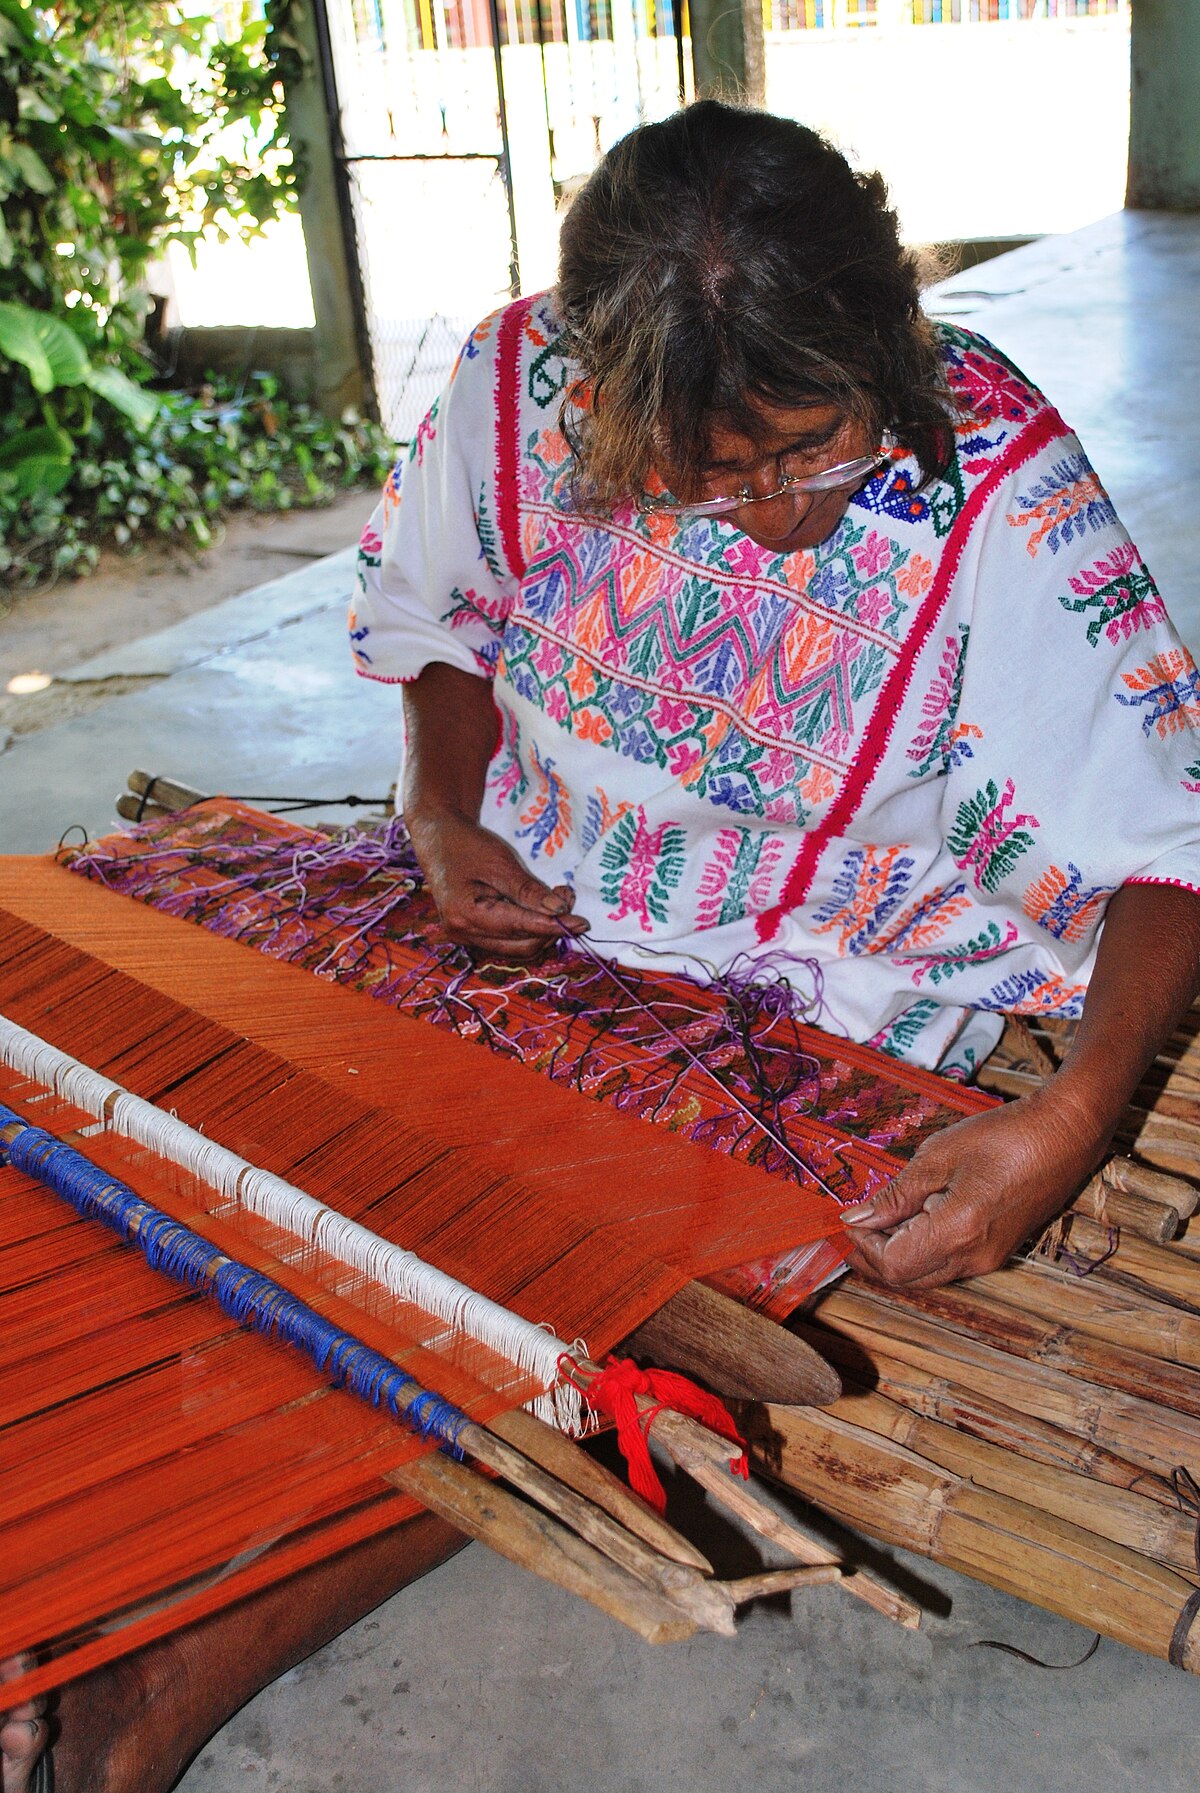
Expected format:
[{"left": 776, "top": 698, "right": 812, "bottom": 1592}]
[{"left": 0, "top": 1104, "right": 469, "bottom": 1456}]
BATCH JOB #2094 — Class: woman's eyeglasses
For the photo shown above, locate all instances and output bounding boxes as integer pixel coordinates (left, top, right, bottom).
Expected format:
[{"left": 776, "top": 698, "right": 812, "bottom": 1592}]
[{"left": 638, "top": 431, "right": 897, "bottom": 521}]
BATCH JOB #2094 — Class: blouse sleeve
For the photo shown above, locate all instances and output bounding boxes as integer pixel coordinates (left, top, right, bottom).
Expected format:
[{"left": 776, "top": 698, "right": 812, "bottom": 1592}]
[
  {"left": 348, "top": 311, "right": 518, "bottom": 685},
  {"left": 947, "top": 425, "right": 1200, "bottom": 966}
]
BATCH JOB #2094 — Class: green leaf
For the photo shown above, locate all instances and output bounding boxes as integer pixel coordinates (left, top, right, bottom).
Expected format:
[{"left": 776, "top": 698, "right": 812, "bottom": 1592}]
[
  {"left": 0, "top": 425, "right": 74, "bottom": 499},
  {"left": 84, "top": 363, "right": 160, "bottom": 432},
  {"left": 8, "top": 143, "right": 54, "bottom": 195},
  {"left": 0, "top": 0, "right": 39, "bottom": 45},
  {"left": 0, "top": 303, "right": 90, "bottom": 393},
  {"left": 17, "top": 87, "right": 60, "bottom": 124}
]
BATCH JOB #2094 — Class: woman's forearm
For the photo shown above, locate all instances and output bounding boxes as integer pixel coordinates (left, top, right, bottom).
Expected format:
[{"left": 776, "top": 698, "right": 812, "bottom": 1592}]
[
  {"left": 401, "top": 661, "right": 498, "bottom": 825},
  {"left": 1051, "top": 881, "right": 1200, "bottom": 1138}
]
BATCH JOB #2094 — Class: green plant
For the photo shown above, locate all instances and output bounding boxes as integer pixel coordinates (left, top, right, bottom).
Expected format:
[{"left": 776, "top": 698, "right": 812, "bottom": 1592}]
[
  {"left": 0, "top": 0, "right": 310, "bottom": 520},
  {"left": 0, "top": 373, "right": 396, "bottom": 586}
]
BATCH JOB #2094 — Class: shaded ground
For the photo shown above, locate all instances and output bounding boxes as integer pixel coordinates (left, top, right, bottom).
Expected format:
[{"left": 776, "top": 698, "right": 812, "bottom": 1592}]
[{"left": 0, "top": 490, "right": 377, "bottom": 750}]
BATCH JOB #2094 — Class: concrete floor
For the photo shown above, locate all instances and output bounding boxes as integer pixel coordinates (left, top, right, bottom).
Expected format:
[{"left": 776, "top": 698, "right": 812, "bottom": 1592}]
[{"left": 4, "top": 211, "right": 1200, "bottom": 1787}]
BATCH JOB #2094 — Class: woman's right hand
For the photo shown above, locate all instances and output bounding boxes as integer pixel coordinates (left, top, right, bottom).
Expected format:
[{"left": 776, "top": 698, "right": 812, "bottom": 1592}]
[{"left": 407, "top": 808, "right": 590, "bottom": 961}]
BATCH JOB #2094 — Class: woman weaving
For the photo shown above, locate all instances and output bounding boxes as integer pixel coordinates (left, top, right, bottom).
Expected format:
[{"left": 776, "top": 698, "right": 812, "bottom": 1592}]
[
  {"left": 357, "top": 102, "right": 1200, "bottom": 1291},
  {"left": 6, "top": 98, "right": 1200, "bottom": 1793}
]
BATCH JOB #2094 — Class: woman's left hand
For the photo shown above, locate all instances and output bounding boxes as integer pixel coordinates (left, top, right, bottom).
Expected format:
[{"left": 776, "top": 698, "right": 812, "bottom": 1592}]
[{"left": 840, "top": 1086, "right": 1108, "bottom": 1289}]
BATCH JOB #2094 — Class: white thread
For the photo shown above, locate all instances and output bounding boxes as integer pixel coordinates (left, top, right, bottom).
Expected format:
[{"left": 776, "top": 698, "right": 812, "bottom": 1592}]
[{"left": 0, "top": 1014, "right": 587, "bottom": 1433}]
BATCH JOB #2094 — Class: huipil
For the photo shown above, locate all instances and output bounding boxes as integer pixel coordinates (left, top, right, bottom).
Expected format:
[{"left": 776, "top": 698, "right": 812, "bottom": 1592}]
[{"left": 349, "top": 294, "right": 1200, "bottom": 1071}]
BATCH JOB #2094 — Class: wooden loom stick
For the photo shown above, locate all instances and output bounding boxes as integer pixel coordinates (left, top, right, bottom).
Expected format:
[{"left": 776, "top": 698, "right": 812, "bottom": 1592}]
[
  {"left": 736, "top": 1403, "right": 1200, "bottom": 1673},
  {"left": 644, "top": 1407, "right": 922, "bottom": 1631},
  {"left": 126, "top": 768, "right": 208, "bottom": 812},
  {"left": 447, "top": 1419, "right": 737, "bottom": 1635},
  {"left": 487, "top": 1407, "right": 713, "bottom": 1572},
  {"left": 388, "top": 1454, "right": 696, "bottom": 1645},
  {"left": 619, "top": 1279, "right": 841, "bottom": 1406},
  {"left": 1070, "top": 1173, "right": 1180, "bottom": 1244},
  {"left": 1105, "top": 1156, "right": 1199, "bottom": 1221}
]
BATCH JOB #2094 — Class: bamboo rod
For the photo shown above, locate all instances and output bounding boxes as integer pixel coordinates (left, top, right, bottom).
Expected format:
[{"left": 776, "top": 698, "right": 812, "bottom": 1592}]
[
  {"left": 738, "top": 1404, "right": 1200, "bottom": 1672},
  {"left": 848, "top": 1279, "right": 1200, "bottom": 1422},
  {"left": 847, "top": 1353, "right": 1177, "bottom": 1506},
  {"left": 966, "top": 1260, "right": 1200, "bottom": 1373},
  {"left": 804, "top": 1288, "right": 1200, "bottom": 1480},
  {"left": 818, "top": 1384, "right": 1200, "bottom": 1578},
  {"left": 1043, "top": 1213, "right": 1200, "bottom": 1311},
  {"left": 620, "top": 1280, "right": 841, "bottom": 1406}
]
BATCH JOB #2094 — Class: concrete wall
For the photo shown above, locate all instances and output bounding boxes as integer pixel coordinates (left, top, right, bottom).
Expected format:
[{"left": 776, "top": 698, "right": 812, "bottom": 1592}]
[{"left": 1128, "top": 0, "right": 1200, "bottom": 210}]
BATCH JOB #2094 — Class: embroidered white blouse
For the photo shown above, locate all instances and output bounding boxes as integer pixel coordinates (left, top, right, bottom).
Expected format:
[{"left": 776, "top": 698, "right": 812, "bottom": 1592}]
[{"left": 349, "top": 294, "right": 1200, "bottom": 1070}]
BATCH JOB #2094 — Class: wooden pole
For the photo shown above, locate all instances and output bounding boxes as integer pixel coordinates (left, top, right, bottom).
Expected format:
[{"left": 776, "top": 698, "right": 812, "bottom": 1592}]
[
  {"left": 845, "top": 1280, "right": 1200, "bottom": 1422},
  {"left": 390, "top": 1454, "right": 697, "bottom": 1644},
  {"left": 487, "top": 1407, "right": 713, "bottom": 1571},
  {"left": 965, "top": 1260, "right": 1200, "bottom": 1373},
  {"left": 647, "top": 1408, "right": 922, "bottom": 1630},
  {"left": 621, "top": 1280, "right": 841, "bottom": 1405},
  {"left": 848, "top": 1352, "right": 1176, "bottom": 1507}
]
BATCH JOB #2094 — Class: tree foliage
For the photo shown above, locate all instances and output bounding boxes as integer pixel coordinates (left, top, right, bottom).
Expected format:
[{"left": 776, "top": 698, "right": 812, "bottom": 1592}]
[{"left": 0, "top": 0, "right": 389, "bottom": 588}]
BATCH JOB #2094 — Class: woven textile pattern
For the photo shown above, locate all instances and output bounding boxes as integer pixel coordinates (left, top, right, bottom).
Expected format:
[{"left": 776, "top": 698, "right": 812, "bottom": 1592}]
[{"left": 68, "top": 802, "right": 995, "bottom": 1317}]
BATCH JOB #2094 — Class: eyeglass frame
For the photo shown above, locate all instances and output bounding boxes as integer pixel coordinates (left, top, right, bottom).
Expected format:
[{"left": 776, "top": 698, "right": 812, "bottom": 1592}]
[{"left": 637, "top": 429, "right": 897, "bottom": 520}]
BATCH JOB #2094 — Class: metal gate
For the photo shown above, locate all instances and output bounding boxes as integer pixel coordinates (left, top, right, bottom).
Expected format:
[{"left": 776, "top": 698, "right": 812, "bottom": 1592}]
[{"left": 316, "top": 0, "right": 688, "bottom": 440}]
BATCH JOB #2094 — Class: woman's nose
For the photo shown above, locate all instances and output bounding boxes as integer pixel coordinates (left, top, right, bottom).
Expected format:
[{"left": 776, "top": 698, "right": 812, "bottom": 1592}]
[{"left": 740, "top": 486, "right": 806, "bottom": 539}]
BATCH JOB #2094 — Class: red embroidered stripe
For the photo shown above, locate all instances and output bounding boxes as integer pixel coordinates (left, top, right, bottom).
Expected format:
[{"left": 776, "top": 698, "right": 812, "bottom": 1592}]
[
  {"left": 494, "top": 297, "right": 531, "bottom": 583},
  {"left": 757, "top": 407, "right": 1067, "bottom": 943},
  {"left": 1126, "top": 875, "right": 1200, "bottom": 894}
]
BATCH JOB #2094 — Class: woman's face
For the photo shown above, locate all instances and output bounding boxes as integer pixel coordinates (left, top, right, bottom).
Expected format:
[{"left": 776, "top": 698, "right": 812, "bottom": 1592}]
[{"left": 698, "top": 399, "right": 876, "bottom": 553}]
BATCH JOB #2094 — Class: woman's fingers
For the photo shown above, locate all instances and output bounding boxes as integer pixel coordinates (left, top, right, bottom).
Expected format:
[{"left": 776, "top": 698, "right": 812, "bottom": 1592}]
[
  {"left": 841, "top": 1144, "right": 953, "bottom": 1233},
  {"left": 841, "top": 1091, "right": 1108, "bottom": 1291},
  {"left": 414, "top": 813, "right": 591, "bottom": 954},
  {"left": 847, "top": 1185, "right": 968, "bottom": 1286},
  {"left": 0, "top": 1655, "right": 48, "bottom": 1793}
]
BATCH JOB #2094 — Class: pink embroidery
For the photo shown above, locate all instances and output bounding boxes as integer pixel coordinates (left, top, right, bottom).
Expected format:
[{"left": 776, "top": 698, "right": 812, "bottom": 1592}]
[{"left": 695, "top": 830, "right": 743, "bottom": 930}]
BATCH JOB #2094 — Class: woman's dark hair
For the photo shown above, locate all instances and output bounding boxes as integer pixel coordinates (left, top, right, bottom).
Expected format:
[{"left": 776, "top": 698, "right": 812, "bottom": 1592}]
[{"left": 555, "top": 101, "right": 953, "bottom": 506}]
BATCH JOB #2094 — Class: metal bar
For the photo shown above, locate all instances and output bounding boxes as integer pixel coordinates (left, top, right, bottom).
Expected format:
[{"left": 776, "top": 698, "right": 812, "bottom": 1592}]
[{"left": 339, "top": 152, "right": 505, "bottom": 163}]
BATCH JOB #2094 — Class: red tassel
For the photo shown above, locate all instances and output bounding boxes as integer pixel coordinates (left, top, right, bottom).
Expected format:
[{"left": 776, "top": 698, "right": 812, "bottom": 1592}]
[{"left": 572, "top": 1354, "right": 750, "bottom": 1515}]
